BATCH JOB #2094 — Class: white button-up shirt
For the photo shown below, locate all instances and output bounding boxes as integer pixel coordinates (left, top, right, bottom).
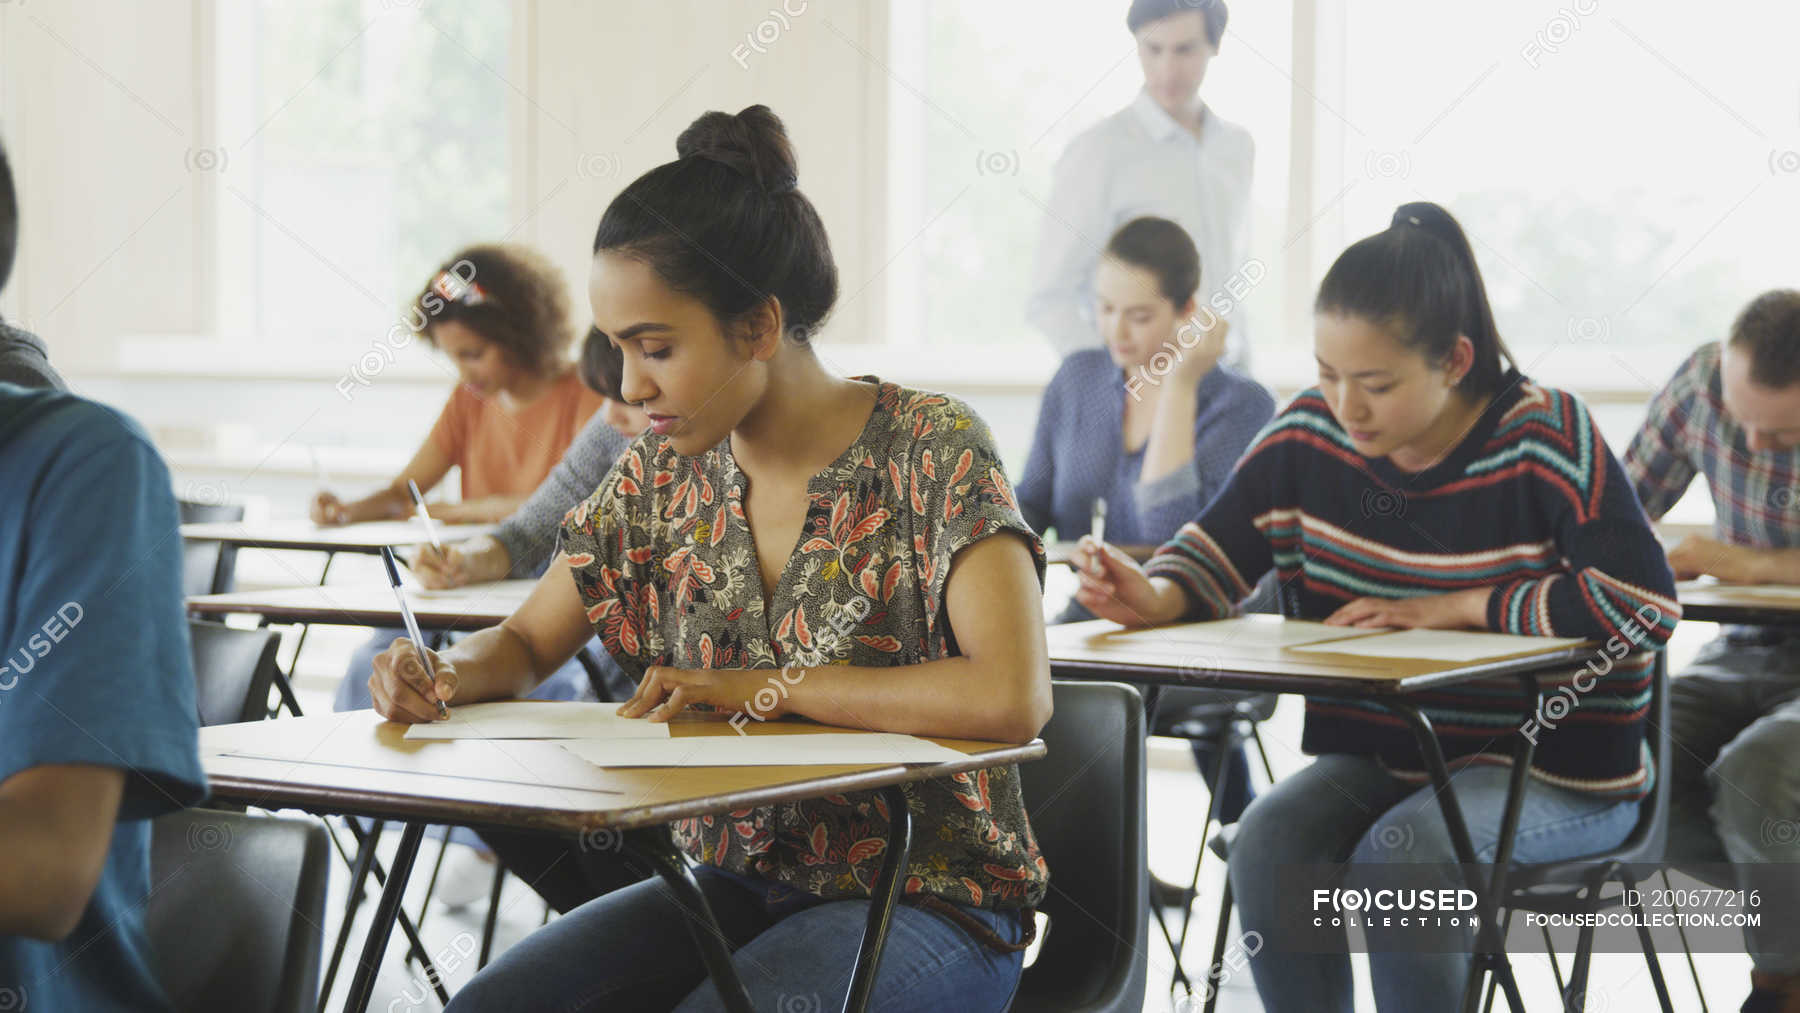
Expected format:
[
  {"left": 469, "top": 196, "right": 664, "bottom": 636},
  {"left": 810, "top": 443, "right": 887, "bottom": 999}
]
[{"left": 1027, "top": 91, "right": 1256, "bottom": 366}]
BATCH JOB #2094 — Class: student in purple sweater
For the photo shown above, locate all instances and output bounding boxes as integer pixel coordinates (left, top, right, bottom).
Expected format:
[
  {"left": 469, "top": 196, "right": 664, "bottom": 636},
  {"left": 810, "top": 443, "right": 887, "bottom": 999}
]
[{"left": 1072, "top": 202, "right": 1680, "bottom": 1011}]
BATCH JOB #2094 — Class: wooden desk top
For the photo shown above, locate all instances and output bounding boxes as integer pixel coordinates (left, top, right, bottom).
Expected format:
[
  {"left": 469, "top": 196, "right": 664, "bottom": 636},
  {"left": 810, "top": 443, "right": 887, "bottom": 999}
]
[
  {"left": 1047, "top": 617, "right": 1595, "bottom": 695},
  {"left": 181, "top": 519, "right": 498, "bottom": 554},
  {"left": 187, "top": 580, "right": 537, "bottom": 631},
  {"left": 200, "top": 708, "right": 1044, "bottom": 835},
  {"left": 1676, "top": 579, "right": 1800, "bottom": 627},
  {"left": 1044, "top": 541, "right": 1157, "bottom": 566}
]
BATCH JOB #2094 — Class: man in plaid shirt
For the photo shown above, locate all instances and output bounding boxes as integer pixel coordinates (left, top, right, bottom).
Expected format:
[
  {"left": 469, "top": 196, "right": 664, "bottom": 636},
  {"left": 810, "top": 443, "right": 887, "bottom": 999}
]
[{"left": 1625, "top": 289, "right": 1800, "bottom": 1013}]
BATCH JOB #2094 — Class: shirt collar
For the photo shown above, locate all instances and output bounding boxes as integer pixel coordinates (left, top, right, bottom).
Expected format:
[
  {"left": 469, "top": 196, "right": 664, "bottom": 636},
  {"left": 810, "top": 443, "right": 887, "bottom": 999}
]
[{"left": 1130, "top": 89, "right": 1206, "bottom": 143}]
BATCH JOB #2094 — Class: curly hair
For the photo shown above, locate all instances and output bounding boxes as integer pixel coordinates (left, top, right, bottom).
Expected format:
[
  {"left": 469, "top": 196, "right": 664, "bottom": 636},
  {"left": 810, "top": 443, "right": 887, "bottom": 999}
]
[{"left": 408, "top": 244, "right": 573, "bottom": 377}]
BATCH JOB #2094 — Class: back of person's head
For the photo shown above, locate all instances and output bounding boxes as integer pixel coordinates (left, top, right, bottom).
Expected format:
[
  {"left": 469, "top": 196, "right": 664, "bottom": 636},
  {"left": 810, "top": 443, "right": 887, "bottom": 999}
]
[
  {"left": 578, "top": 323, "right": 625, "bottom": 399},
  {"left": 1315, "top": 201, "right": 1514, "bottom": 396},
  {"left": 1127, "top": 0, "right": 1228, "bottom": 46},
  {"left": 1105, "top": 216, "right": 1200, "bottom": 309},
  {"left": 592, "top": 104, "right": 838, "bottom": 343},
  {"left": 409, "top": 244, "right": 572, "bottom": 376},
  {"left": 1727, "top": 289, "right": 1800, "bottom": 389},
  {"left": 1, "top": 137, "right": 17, "bottom": 295}
]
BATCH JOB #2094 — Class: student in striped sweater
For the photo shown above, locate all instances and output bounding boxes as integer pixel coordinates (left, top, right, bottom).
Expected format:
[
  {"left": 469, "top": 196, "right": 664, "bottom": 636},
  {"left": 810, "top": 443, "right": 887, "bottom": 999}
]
[{"left": 1071, "top": 201, "right": 1680, "bottom": 1011}]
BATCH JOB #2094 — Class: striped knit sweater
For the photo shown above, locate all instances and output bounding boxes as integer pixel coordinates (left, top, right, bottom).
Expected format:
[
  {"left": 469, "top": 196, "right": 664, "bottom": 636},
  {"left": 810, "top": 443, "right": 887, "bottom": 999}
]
[{"left": 1143, "top": 370, "right": 1681, "bottom": 798}]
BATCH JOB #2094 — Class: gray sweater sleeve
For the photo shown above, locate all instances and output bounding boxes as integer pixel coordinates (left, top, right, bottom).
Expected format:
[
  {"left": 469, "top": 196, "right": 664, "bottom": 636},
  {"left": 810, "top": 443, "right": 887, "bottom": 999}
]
[{"left": 493, "top": 413, "right": 629, "bottom": 578}]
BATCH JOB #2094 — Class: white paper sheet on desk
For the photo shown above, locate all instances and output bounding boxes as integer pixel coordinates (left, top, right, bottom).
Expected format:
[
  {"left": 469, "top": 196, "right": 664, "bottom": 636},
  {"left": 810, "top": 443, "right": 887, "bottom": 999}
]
[
  {"left": 1139, "top": 616, "right": 1383, "bottom": 649},
  {"left": 1678, "top": 580, "right": 1800, "bottom": 601},
  {"left": 559, "top": 732, "right": 968, "bottom": 768},
  {"left": 403, "top": 702, "right": 671, "bottom": 740},
  {"left": 1286, "top": 628, "right": 1586, "bottom": 662}
]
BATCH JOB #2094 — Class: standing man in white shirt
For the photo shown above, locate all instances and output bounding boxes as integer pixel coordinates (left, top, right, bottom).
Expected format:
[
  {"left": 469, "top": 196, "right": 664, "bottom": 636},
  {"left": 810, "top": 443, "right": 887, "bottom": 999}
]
[{"left": 1028, "top": 0, "right": 1255, "bottom": 368}]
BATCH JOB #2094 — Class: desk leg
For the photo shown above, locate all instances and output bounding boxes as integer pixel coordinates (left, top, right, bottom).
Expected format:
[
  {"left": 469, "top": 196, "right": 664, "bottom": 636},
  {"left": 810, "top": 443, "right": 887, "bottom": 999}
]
[
  {"left": 345, "top": 820, "right": 427, "bottom": 1013},
  {"left": 1386, "top": 702, "right": 1529, "bottom": 1013},
  {"left": 318, "top": 820, "right": 447, "bottom": 1008},
  {"left": 624, "top": 827, "right": 755, "bottom": 1013},
  {"left": 843, "top": 785, "right": 914, "bottom": 1013}
]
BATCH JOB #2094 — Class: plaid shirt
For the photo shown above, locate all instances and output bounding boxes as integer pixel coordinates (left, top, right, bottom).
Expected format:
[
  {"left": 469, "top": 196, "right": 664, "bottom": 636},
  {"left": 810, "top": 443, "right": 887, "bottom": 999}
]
[{"left": 1624, "top": 343, "right": 1800, "bottom": 547}]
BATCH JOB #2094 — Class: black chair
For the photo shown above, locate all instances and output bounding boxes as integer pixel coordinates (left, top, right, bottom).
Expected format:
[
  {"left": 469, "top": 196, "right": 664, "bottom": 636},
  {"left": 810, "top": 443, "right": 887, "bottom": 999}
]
[
  {"left": 179, "top": 499, "right": 244, "bottom": 597},
  {"left": 1493, "top": 652, "right": 1678, "bottom": 1012},
  {"left": 188, "top": 619, "right": 281, "bottom": 726},
  {"left": 146, "top": 807, "right": 330, "bottom": 1013},
  {"left": 1010, "top": 680, "right": 1148, "bottom": 1013}
]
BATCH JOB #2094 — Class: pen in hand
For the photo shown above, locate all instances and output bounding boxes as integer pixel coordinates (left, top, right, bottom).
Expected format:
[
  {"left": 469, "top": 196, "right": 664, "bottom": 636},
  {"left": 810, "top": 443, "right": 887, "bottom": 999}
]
[
  {"left": 407, "top": 479, "right": 442, "bottom": 549},
  {"left": 381, "top": 545, "right": 449, "bottom": 720}
]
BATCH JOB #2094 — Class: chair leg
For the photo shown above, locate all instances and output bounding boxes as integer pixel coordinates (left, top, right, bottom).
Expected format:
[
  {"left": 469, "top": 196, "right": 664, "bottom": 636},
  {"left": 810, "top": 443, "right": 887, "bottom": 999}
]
[
  {"left": 1482, "top": 908, "right": 1515, "bottom": 1013},
  {"left": 1661, "top": 869, "right": 1709, "bottom": 1013},
  {"left": 1200, "top": 876, "right": 1235, "bottom": 1013},
  {"left": 1249, "top": 721, "right": 1276, "bottom": 783},
  {"left": 1625, "top": 885, "right": 1675, "bottom": 1013},
  {"left": 413, "top": 834, "right": 453, "bottom": 933},
  {"left": 1540, "top": 925, "right": 1566, "bottom": 996},
  {"left": 478, "top": 860, "right": 507, "bottom": 969},
  {"left": 1174, "top": 730, "right": 1235, "bottom": 967}
]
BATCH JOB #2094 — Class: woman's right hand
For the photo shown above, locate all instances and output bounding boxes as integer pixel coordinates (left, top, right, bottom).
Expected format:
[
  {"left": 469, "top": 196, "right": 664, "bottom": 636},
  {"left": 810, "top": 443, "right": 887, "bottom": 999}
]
[
  {"left": 1071, "top": 535, "right": 1184, "bottom": 628},
  {"left": 311, "top": 490, "right": 349, "bottom": 526},
  {"left": 370, "top": 637, "right": 459, "bottom": 723},
  {"left": 413, "top": 543, "right": 469, "bottom": 589}
]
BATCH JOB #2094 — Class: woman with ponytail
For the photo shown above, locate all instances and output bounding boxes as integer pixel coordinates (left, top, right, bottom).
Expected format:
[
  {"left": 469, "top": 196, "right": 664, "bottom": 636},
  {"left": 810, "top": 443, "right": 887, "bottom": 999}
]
[
  {"left": 1072, "top": 202, "right": 1680, "bottom": 1010},
  {"left": 369, "top": 106, "right": 1052, "bottom": 1011}
]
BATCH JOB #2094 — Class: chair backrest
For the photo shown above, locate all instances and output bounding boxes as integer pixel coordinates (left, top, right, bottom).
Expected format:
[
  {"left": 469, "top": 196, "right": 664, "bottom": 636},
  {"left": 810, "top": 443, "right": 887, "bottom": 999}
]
[
  {"left": 147, "top": 808, "right": 329, "bottom": 1013},
  {"left": 1012, "top": 681, "right": 1148, "bottom": 1013},
  {"left": 188, "top": 619, "right": 281, "bottom": 726},
  {"left": 179, "top": 499, "right": 244, "bottom": 597},
  {"left": 1506, "top": 651, "right": 1671, "bottom": 896}
]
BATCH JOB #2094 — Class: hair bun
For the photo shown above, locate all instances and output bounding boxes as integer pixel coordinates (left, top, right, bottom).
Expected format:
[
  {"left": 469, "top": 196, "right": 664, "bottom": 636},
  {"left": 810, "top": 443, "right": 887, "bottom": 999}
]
[
  {"left": 1390, "top": 201, "right": 1461, "bottom": 245},
  {"left": 675, "top": 105, "right": 799, "bottom": 196}
]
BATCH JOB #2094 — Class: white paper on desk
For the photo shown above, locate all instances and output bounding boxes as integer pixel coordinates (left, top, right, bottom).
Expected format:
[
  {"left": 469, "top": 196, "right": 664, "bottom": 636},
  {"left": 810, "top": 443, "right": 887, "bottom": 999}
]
[
  {"left": 1679, "top": 579, "right": 1800, "bottom": 601},
  {"left": 403, "top": 702, "right": 671, "bottom": 740},
  {"left": 1137, "top": 616, "right": 1382, "bottom": 649},
  {"left": 559, "top": 732, "right": 967, "bottom": 768},
  {"left": 1287, "top": 628, "right": 1586, "bottom": 662}
]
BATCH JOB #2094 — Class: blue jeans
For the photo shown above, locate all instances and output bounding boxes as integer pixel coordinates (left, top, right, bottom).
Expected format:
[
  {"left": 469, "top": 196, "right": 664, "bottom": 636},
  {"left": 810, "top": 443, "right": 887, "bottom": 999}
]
[
  {"left": 1663, "top": 635, "right": 1800, "bottom": 975},
  {"left": 1229, "top": 753, "right": 1640, "bottom": 1013},
  {"left": 446, "top": 867, "right": 1027, "bottom": 1012}
]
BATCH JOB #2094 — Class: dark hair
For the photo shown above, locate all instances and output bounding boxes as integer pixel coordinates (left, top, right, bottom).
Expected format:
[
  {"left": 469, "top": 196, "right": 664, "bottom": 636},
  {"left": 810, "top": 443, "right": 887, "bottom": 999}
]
[
  {"left": 1127, "top": 0, "right": 1227, "bottom": 47},
  {"left": 592, "top": 105, "right": 837, "bottom": 344},
  {"left": 1727, "top": 289, "right": 1800, "bottom": 389},
  {"left": 1105, "top": 216, "right": 1200, "bottom": 308},
  {"left": 578, "top": 324, "right": 625, "bottom": 400},
  {"left": 0, "top": 138, "right": 16, "bottom": 295},
  {"left": 1314, "top": 201, "right": 1514, "bottom": 396},
  {"left": 410, "top": 244, "right": 572, "bottom": 377}
]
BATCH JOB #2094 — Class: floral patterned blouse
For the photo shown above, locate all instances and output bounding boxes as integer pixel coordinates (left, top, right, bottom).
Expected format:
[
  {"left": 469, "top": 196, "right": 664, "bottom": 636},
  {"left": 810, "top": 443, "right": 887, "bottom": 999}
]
[{"left": 561, "top": 378, "right": 1050, "bottom": 911}]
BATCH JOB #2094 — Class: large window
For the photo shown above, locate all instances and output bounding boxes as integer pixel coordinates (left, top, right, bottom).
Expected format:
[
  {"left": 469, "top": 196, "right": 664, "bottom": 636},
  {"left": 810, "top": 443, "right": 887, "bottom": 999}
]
[
  {"left": 888, "top": 1, "right": 1297, "bottom": 358},
  {"left": 212, "top": 0, "right": 511, "bottom": 350},
  {"left": 1329, "top": 0, "right": 1800, "bottom": 395}
]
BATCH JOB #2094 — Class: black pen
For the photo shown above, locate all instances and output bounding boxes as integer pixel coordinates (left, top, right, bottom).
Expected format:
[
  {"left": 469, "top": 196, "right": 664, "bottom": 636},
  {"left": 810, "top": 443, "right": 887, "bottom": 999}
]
[{"left": 381, "top": 545, "right": 449, "bottom": 719}]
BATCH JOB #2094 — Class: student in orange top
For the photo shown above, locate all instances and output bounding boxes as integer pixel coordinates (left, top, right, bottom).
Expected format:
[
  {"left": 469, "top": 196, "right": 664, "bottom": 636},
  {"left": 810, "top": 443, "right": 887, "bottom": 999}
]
[{"left": 311, "top": 244, "right": 604, "bottom": 526}]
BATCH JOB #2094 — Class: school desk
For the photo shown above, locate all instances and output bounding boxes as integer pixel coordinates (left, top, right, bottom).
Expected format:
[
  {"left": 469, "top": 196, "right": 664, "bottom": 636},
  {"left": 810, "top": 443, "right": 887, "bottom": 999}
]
[
  {"left": 1047, "top": 616, "right": 1599, "bottom": 1013},
  {"left": 187, "top": 579, "right": 537, "bottom": 632},
  {"left": 1044, "top": 541, "right": 1157, "bottom": 566},
  {"left": 1676, "top": 578, "right": 1800, "bottom": 628},
  {"left": 180, "top": 518, "right": 499, "bottom": 556},
  {"left": 200, "top": 709, "right": 1044, "bottom": 1013}
]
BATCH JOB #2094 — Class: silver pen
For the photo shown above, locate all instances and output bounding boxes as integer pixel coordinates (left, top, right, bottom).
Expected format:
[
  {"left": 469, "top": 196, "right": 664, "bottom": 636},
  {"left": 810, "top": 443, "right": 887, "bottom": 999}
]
[
  {"left": 1091, "top": 497, "right": 1108, "bottom": 545},
  {"left": 381, "top": 545, "right": 449, "bottom": 719}
]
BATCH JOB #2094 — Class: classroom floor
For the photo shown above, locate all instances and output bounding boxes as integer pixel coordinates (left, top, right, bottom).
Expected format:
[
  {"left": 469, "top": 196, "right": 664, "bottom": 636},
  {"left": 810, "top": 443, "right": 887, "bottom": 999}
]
[{"left": 271, "top": 572, "right": 1756, "bottom": 1012}]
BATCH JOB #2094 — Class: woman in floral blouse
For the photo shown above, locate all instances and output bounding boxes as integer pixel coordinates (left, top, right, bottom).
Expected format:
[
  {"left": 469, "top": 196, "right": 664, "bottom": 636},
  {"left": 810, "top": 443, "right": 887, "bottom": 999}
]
[{"left": 368, "top": 105, "right": 1053, "bottom": 1013}]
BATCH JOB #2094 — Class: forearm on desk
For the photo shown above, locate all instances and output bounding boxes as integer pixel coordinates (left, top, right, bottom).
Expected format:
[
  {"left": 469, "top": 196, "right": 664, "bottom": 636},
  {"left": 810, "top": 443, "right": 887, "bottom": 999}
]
[{"left": 1748, "top": 547, "right": 1800, "bottom": 584}]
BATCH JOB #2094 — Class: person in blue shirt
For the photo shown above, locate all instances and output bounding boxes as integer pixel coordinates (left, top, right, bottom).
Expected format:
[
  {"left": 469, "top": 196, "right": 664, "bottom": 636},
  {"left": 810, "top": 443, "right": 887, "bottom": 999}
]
[
  {"left": 0, "top": 134, "right": 208, "bottom": 1012},
  {"left": 1016, "top": 214, "right": 1274, "bottom": 903}
]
